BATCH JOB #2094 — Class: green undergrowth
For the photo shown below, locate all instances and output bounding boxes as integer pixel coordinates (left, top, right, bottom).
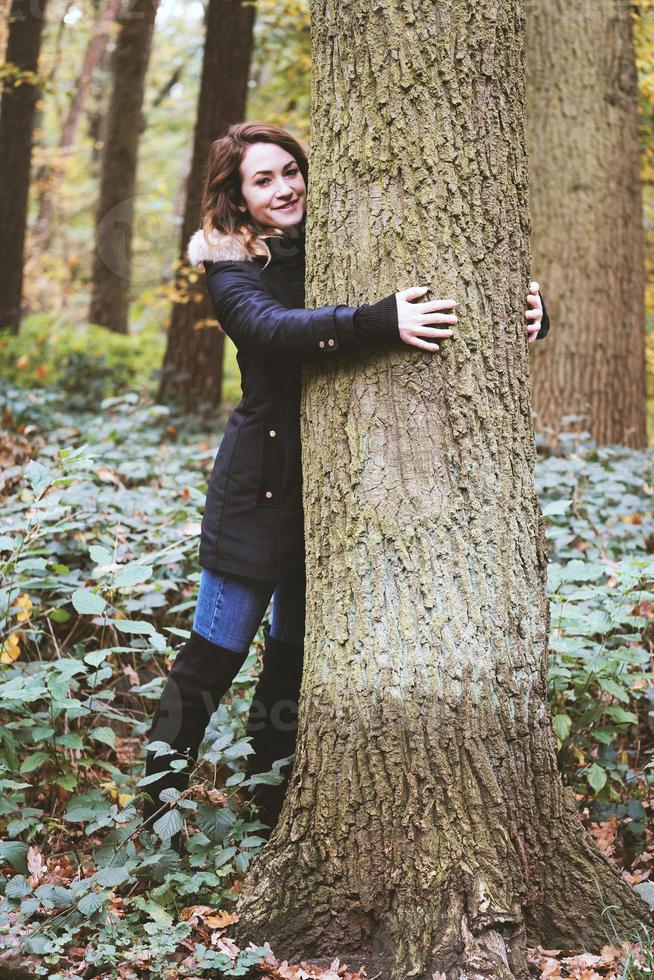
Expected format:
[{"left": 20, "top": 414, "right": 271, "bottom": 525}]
[
  {"left": 0, "top": 387, "right": 651, "bottom": 976},
  {"left": 0, "top": 310, "right": 242, "bottom": 410},
  {"left": 535, "top": 426, "right": 653, "bottom": 867},
  {"left": 0, "top": 315, "right": 164, "bottom": 410}
]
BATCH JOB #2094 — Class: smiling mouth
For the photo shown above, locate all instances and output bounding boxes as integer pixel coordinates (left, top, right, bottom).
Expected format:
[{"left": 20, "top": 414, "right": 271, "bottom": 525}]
[{"left": 274, "top": 200, "right": 299, "bottom": 210}]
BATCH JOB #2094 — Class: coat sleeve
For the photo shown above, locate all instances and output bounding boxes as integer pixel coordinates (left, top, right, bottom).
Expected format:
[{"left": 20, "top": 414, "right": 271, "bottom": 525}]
[
  {"left": 536, "top": 292, "right": 550, "bottom": 340},
  {"left": 204, "top": 260, "right": 400, "bottom": 360}
]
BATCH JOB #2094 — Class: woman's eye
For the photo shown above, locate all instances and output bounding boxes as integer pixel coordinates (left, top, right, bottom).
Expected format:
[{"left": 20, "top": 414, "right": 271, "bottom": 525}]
[{"left": 257, "top": 169, "right": 298, "bottom": 186}]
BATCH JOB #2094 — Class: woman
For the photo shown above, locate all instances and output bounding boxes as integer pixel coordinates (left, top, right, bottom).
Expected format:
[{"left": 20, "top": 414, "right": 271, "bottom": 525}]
[{"left": 142, "top": 121, "right": 549, "bottom": 839}]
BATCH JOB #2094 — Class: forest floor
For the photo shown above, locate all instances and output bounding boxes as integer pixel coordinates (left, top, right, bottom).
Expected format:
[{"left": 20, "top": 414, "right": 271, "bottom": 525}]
[{"left": 0, "top": 383, "right": 652, "bottom": 979}]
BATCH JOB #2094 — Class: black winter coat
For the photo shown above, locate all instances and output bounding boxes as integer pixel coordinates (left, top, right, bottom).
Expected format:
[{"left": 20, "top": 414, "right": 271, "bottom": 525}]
[
  {"left": 188, "top": 229, "right": 400, "bottom": 581},
  {"left": 187, "top": 229, "right": 550, "bottom": 582}
]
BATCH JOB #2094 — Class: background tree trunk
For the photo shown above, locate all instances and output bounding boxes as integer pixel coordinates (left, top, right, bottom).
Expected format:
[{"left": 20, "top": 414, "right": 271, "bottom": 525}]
[
  {"left": 157, "top": 0, "right": 256, "bottom": 411},
  {"left": 88, "top": 0, "right": 158, "bottom": 334},
  {"left": 32, "top": 0, "right": 121, "bottom": 252},
  {"left": 0, "top": 0, "right": 49, "bottom": 333},
  {"left": 527, "top": 0, "right": 647, "bottom": 447},
  {"left": 234, "top": 1, "right": 652, "bottom": 976}
]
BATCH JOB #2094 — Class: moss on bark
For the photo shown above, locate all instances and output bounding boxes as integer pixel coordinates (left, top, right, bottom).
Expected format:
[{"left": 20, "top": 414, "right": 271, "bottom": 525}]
[{"left": 235, "top": 1, "right": 653, "bottom": 975}]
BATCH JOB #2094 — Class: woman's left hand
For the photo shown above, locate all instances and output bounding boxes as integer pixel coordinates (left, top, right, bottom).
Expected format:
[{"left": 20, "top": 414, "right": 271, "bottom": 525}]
[{"left": 525, "top": 281, "right": 544, "bottom": 344}]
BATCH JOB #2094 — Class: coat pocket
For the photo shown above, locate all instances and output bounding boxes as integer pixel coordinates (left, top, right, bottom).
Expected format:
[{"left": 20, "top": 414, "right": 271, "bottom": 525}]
[
  {"left": 257, "top": 420, "right": 283, "bottom": 508},
  {"left": 227, "top": 421, "right": 264, "bottom": 496}
]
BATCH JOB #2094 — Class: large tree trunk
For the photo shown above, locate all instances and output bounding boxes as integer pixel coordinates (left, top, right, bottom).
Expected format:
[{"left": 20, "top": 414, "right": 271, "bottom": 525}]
[
  {"left": 234, "top": 1, "right": 652, "bottom": 976},
  {"left": 0, "top": 0, "right": 49, "bottom": 333},
  {"left": 527, "top": 0, "right": 647, "bottom": 447},
  {"left": 88, "top": 0, "right": 158, "bottom": 334},
  {"left": 157, "top": 0, "right": 255, "bottom": 411}
]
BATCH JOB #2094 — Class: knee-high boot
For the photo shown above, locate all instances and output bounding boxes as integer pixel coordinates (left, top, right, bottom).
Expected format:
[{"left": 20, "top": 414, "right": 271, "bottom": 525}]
[
  {"left": 244, "top": 626, "right": 304, "bottom": 833},
  {"left": 142, "top": 629, "right": 248, "bottom": 829}
]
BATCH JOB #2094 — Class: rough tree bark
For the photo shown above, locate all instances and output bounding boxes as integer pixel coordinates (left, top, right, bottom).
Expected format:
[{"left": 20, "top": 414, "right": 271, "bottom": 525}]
[
  {"left": 0, "top": 0, "right": 49, "bottom": 333},
  {"left": 88, "top": 0, "right": 158, "bottom": 334},
  {"left": 234, "top": 1, "right": 652, "bottom": 976},
  {"left": 527, "top": 0, "right": 647, "bottom": 447},
  {"left": 157, "top": 0, "right": 255, "bottom": 411}
]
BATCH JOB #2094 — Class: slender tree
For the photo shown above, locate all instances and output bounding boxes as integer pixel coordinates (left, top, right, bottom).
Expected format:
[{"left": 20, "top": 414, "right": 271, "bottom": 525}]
[
  {"left": 0, "top": 0, "right": 49, "bottom": 333},
  {"left": 32, "top": 0, "right": 121, "bottom": 252},
  {"left": 234, "top": 1, "right": 652, "bottom": 975},
  {"left": 88, "top": 0, "right": 158, "bottom": 334},
  {"left": 527, "top": 0, "right": 647, "bottom": 447},
  {"left": 157, "top": 0, "right": 256, "bottom": 410}
]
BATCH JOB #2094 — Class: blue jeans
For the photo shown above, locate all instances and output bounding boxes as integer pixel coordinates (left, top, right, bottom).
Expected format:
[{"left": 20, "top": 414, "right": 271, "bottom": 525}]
[{"left": 192, "top": 568, "right": 306, "bottom": 653}]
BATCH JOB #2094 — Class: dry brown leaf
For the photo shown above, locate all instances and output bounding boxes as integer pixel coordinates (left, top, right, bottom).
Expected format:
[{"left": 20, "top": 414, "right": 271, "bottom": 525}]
[
  {"left": 97, "top": 466, "right": 127, "bottom": 489},
  {"left": 624, "top": 867, "right": 651, "bottom": 884},
  {"left": 541, "top": 957, "right": 562, "bottom": 979},
  {"left": 107, "top": 895, "right": 125, "bottom": 919},
  {"left": 598, "top": 945, "right": 618, "bottom": 963},
  {"left": 215, "top": 935, "right": 240, "bottom": 958},
  {"left": 180, "top": 904, "right": 215, "bottom": 924},
  {"left": 527, "top": 946, "right": 561, "bottom": 966},
  {"left": 206, "top": 788, "right": 229, "bottom": 806},
  {"left": 66, "top": 944, "right": 88, "bottom": 958},
  {"left": 276, "top": 962, "right": 303, "bottom": 979},
  {"left": 590, "top": 815, "right": 618, "bottom": 859},
  {"left": 27, "top": 845, "right": 47, "bottom": 885},
  {"left": 319, "top": 961, "right": 344, "bottom": 980},
  {"left": 122, "top": 665, "right": 140, "bottom": 686},
  {"left": 205, "top": 910, "right": 239, "bottom": 929},
  {"left": 564, "top": 953, "right": 603, "bottom": 970}
]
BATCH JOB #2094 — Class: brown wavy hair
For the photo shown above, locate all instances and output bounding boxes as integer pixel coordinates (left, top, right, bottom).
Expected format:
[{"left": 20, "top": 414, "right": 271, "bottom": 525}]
[{"left": 200, "top": 121, "right": 308, "bottom": 266}]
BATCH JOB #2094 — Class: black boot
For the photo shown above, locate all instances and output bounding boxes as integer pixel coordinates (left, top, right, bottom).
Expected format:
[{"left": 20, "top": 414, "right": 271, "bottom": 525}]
[
  {"left": 142, "top": 629, "right": 248, "bottom": 838},
  {"left": 244, "top": 626, "right": 304, "bottom": 834}
]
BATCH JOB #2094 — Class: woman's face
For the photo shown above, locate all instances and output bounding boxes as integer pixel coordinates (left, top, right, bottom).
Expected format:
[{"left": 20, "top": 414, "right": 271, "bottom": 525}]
[{"left": 238, "top": 142, "right": 306, "bottom": 232}]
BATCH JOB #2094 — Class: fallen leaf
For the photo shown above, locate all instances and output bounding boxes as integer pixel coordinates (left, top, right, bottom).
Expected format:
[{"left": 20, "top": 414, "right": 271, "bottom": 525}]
[
  {"left": 590, "top": 816, "right": 618, "bottom": 860},
  {"left": 563, "top": 953, "right": 603, "bottom": 970},
  {"left": 206, "top": 788, "right": 229, "bottom": 806},
  {"left": 13, "top": 593, "right": 33, "bottom": 623},
  {"left": 180, "top": 904, "right": 214, "bottom": 925},
  {"left": 27, "top": 845, "right": 47, "bottom": 885},
  {"left": 215, "top": 935, "right": 240, "bottom": 958},
  {"left": 540, "top": 957, "right": 562, "bottom": 979},
  {"left": 97, "top": 467, "right": 126, "bottom": 489},
  {"left": 205, "top": 910, "right": 239, "bottom": 929},
  {"left": 0, "top": 633, "right": 21, "bottom": 663},
  {"left": 122, "top": 665, "right": 140, "bottom": 686},
  {"left": 624, "top": 867, "right": 651, "bottom": 885}
]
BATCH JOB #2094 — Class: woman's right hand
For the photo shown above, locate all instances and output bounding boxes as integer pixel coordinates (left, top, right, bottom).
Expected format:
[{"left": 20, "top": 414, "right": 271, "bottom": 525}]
[{"left": 395, "top": 286, "right": 457, "bottom": 351}]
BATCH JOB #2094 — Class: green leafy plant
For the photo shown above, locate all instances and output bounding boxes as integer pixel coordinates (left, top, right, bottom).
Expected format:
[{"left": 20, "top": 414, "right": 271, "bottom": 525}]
[{"left": 0, "top": 397, "right": 651, "bottom": 975}]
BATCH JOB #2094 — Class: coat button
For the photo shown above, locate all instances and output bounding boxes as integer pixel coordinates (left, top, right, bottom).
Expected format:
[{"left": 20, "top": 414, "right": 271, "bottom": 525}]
[
  {"left": 265, "top": 490, "right": 273, "bottom": 499},
  {"left": 328, "top": 338, "right": 335, "bottom": 347},
  {"left": 269, "top": 429, "right": 276, "bottom": 437},
  {"left": 319, "top": 340, "right": 325, "bottom": 348}
]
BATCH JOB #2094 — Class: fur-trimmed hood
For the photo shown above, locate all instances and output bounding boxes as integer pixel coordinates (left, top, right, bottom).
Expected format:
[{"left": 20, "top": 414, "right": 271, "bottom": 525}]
[{"left": 187, "top": 228, "right": 253, "bottom": 266}]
